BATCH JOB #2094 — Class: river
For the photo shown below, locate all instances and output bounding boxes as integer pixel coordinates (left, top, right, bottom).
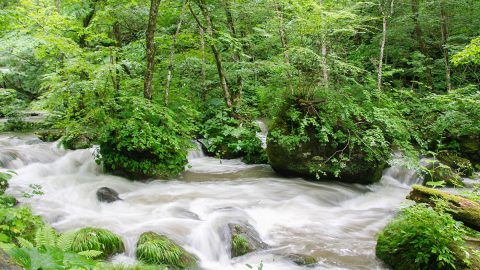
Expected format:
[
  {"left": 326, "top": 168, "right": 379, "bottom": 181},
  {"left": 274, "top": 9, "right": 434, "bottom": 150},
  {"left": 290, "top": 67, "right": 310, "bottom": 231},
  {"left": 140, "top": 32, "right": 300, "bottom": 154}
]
[{"left": 0, "top": 133, "right": 420, "bottom": 269}]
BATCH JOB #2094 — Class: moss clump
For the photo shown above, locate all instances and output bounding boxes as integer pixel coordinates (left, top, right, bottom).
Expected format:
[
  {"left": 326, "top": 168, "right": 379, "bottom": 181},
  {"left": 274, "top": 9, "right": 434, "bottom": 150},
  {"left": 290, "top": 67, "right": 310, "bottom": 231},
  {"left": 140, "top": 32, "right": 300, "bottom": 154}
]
[
  {"left": 231, "top": 234, "right": 251, "bottom": 257},
  {"left": 69, "top": 227, "right": 124, "bottom": 259},
  {"left": 0, "top": 195, "right": 17, "bottom": 208},
  {"left": 135, "top": 232, "right": 196, "bottom": 269},
  {"left": 376, "top": 203, "right": 480, "bottom": 270},
  {"left": 35, "top": 129, "right": 63, "bottom": 142}
]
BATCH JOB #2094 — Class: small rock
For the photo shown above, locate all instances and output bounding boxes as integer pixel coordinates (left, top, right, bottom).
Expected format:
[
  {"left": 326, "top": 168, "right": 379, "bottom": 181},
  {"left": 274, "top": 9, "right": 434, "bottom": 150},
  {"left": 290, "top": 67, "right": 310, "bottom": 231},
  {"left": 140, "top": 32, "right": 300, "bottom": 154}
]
[
  {"left": 0, "top": 249, "right": 23, "bottom": 270},
  {"left": 96, "top": 187, "right": 121, "bottom": 203},
  {"left": 228, "top": 223, "right": 268, "bottom": 258},
  {"left": 287, "top": 253, "right": 318, "bottom": 266}
]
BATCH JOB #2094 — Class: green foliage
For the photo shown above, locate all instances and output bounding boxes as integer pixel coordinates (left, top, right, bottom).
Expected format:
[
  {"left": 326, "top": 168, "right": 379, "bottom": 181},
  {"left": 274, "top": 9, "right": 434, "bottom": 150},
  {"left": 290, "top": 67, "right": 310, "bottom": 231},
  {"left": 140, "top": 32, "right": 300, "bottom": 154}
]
[
  {"left": 201, "top": 107, "right": 267, "bottom": 164},
  {"left": 0, "top": 170, "right": 15, "bottom": 194},
  {"left": 136, "top": 232, "right": 196, "bottom": 269},
  {"left": 9, "top": 246, "right": 97, "bottom": 270},
  {"left": 69, "top": 228, "right": 124, "bottom": 259},
  {"left": 376, "top": 203, "right": 478, "bottom": 270},
  {"left": 0, "top": 205, "right": 43, "bottom": 244},
  {"left": 96, "top": 97, "right": 195, "bottom": 179},
  {"left": 232, "top": 234, "right": 251, "bottom": 258},
  {"left": 453, "top": 37, "right": 480, "bottom": 65}
]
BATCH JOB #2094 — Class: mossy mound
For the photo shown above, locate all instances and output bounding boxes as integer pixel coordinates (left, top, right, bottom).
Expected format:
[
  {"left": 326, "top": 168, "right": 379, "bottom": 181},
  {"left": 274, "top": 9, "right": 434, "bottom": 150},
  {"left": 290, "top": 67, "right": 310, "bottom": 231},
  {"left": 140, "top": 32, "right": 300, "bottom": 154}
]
[
  {"left": 286, "top": 253, "right": 318, "bottom": 266},
  {"left": 135, "top": 232, "right": 196, "bottom": 269},
  {"left": 228, "top": 223, "right": 267, "bottom": 258},
  {"left": 376, "top": 203, "right": 480, "bottom": 270},
  {"left": 69, "top": 227, "right": 124, "bottom": 259},
  {"left": 438, "top": 151, "right": 474, "bottom": 177},
  {"left": 35, "top": 129, "right": 64, "bottom": 142},
  {"left": 0, "top": 195, "right": 17, "bottom": 208},
  {"left": 458, "top": 136, "right": 480, "bottom": 167},
  {"left": 423, "top": 161, "right": 464, "bottom": 187}
]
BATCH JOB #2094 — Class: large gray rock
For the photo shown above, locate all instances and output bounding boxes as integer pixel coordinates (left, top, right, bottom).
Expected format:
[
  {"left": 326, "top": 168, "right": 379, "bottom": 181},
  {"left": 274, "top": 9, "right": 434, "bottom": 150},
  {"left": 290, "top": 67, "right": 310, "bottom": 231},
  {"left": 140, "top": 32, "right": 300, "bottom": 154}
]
[
  {"left": 96, "top": 187, "right": 121, "bottom": 203},
  {"left": 228, "top": 223, "right": 268, "bottom": 258},
  {"left": 0, "top": 249, "right": 23, "bottom": 270}
]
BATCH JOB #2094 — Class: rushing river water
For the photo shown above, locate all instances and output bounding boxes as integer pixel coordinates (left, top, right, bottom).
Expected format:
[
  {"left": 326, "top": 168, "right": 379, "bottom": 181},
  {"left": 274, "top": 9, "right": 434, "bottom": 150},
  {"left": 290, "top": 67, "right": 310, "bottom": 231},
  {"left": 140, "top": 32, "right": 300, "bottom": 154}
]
[{"left": 1, "top": 133, "right": 422, "bottom": 270}]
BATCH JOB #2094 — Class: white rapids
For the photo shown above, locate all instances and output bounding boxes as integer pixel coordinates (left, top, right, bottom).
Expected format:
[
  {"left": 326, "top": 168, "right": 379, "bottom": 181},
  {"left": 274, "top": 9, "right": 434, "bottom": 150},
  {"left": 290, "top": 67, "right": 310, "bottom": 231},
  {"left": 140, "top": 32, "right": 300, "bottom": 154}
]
[{"left": 1, "top": 134, "right": 422, "bottom": 270}]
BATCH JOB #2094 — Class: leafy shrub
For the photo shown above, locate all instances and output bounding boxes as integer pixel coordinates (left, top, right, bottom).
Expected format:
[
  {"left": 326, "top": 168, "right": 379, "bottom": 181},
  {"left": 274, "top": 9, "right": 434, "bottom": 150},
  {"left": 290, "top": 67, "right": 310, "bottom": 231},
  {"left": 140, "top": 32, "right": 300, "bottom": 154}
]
[
  {"left": 376, "top": 203, "right": 478, "bottom": 270},
  {"left": 136, "top": 232, "right": 196, "bottom": 268},
  {"left": 0, "top": 171, "right": 15, "bottom": 194},
  {"left": 0, "top": 206, "right": 43, "bottom": 244},
  {"left": 96, "top": 97, "right": 194, "bottom": 179},
  {"left": 201, "top": 108, "right": 267, "bottom": 164}
]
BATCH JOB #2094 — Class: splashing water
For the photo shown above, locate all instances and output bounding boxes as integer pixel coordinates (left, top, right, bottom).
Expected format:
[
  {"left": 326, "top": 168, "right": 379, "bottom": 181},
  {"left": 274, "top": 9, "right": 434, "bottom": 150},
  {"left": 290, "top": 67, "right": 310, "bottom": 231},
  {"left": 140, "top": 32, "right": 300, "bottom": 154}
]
[{"left": 2, "top": 134, "right": 419, "bottom": 269}]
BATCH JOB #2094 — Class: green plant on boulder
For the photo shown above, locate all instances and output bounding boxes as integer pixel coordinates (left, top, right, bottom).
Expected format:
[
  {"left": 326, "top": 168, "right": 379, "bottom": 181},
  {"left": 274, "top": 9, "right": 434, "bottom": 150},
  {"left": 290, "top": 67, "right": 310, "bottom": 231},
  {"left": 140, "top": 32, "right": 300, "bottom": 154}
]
[
  {"left": 68, "top": 228, "right": 124, "bottom": 259},
  {"left": 438, "top": 151, "right": 474, "bottom": 177},
  {"left": 376, "top": 203, "right": 480, "bottom": 270},
  {"left": 232, "top": 234, "right": 251, "bottom": 258},
  {"left": 135, "top": 232, "right": 196, "bottom": 269},
  {"left": 228, "top": 223, "right": 267, "bottom": 258},
  {"left": 422, "top": 160, "right": 464, "bottom": 187}
]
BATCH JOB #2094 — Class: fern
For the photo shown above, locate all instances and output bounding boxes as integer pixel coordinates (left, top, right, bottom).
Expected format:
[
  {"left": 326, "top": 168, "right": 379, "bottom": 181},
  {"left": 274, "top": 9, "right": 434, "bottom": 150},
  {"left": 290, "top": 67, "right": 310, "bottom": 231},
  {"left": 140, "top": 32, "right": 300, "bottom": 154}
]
[
  {"left": 16, "top": 237, "right": 34, "bottom": 248},
  {"left": 34, "top": 225, "right": 58, "bottom": 247},
  {"left": 78, "top": 250, "right": 103, "bottom": 259},
  {"left": 57, "top": 230, "right": 76, "bottom": 252}
]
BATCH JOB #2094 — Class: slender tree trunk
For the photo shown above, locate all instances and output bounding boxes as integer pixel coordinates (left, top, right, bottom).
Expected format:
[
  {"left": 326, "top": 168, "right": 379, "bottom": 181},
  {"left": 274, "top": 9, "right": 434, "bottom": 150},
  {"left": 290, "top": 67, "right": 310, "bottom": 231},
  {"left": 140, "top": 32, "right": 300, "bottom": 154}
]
[
  {"left": 274, "top": 2, "right": 294, "bottom": 95},
  {"left": 440, "top": 0, "right": 451, "bottom": 91},
  {"left": 55, "top": 0, "right": 61, "bottom": 13},
  {"left": 165, "top": 0, "right": 187, "bottom": 105},
  {"left": 79, "top": 0, "right": 99, "bottom": 48},
  {"left": 411, "top": 0, "right": 433, "bottom": 87},
  {"left": 191, "top": 0, "right": 233, "bottom": 108},
  {"left": 199, "top": 26, "right": 207, "bottom": 101},
  {"left": 319, "top": 0, "right": 328, "bottom": 86},
  {"left": 377, "top": 0, "right": 394, "bottom": 91},
  {"left": 144, "top": 0, "right": 162, "bottom": 100},
  {"left": 110, "top": 21, "right": 122, "bottom": 92},
  {"left": 223, "top": 0, "right": 243, "bottom": 107}
]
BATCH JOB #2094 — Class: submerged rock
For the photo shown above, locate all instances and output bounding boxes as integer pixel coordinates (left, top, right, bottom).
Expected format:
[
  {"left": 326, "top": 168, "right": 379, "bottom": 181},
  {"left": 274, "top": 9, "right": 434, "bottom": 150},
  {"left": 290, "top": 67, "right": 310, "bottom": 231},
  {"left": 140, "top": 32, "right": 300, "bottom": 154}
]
[
  {"left": 0, "top": 249, "right": 22, "bottom": 270},
  {"left": 136, "top": 232, "right": 197, "bottom": 269},
  {"left": 96, "top": 187, "right": 121, "bottom": 203},
  {"left": 228, "top": 223, "right": 268, "bottom": 258},
  {"left": 286, "top": 253, "right": 318, "bottom": 266}
]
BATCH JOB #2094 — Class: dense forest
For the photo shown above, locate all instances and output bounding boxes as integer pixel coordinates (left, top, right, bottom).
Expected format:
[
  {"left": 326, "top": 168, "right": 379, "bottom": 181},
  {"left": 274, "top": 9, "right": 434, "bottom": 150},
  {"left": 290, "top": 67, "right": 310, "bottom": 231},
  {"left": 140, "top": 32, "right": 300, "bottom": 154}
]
[{"left": 1, "top": 0, "right": 480, "bottom": 269}]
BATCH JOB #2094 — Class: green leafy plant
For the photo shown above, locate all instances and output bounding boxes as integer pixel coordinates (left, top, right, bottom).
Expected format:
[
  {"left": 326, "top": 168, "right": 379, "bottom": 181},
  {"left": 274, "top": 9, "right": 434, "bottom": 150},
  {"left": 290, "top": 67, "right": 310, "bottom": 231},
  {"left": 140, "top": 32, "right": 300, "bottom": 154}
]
[
  {"left": 0, "top": 170, "right": 16, "bottom": 194},
  {"left": 376, "top": 203, "right": 478, "bottom": 270},
  {"left": 135, "top": 232, "right": 196, "bottom": 269},
  {"left": 68, "top": 227, "right": 124, "bottom": 259}
]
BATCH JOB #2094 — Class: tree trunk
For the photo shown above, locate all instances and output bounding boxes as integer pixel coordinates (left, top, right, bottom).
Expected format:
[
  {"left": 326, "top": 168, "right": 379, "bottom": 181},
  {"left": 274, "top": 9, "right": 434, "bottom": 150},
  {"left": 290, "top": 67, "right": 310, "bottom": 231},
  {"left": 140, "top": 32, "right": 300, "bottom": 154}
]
[
  {"left": 111, "top": 21, "right": 121, "bottom": 92},
  {"left": 407, "top": 185, "right": 480, "bottom": 231},
  {"left": 55, "top": 0, "right": 61, "bottom": 13},
  {"left": 223, "top": 0, "right": 243, "bottom": 107},
  {"left": 79, "top": 0, "right": 99, "bottom": 48},
  {"left": 192, "top": 0, "right": 233, "bottom": 108},
  {"left": 378, "top": 0, "right": 394, "bottom": 91},
  {"left": 199, "top": 25, "right": 207, "bottom": 101},
  {"left": 144, "top": 0, "right": 162, "bottom": 100},
  {"left": 274, "top": 2, "right": 294, "bottom": 95},
  {"left": 411, "top": 0, "right": 433, "bottom": 88},
  {"left": 319, "top": 0, "right": 328, "bottom": 86},
  {"left": 165, "top": 0, "right": 187, "bottom": 105},
  {"left": 440, "top": 0, "right": 452, "bottom": 91}
]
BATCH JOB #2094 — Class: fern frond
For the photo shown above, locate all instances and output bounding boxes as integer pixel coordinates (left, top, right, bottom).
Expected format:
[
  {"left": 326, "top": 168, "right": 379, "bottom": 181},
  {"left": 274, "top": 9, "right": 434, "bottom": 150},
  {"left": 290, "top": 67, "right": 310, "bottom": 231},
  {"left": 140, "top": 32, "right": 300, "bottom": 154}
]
[
  {"left": 57, "top": 230, "right": 76, "bottom": 252},
  {"left": 34, "top": 225, "right": 58, "bottom": 247},
  {"left": 16, "top": 237, "right": 34, "bottom": 248},
  {"left": 78, "top": 250, "right": 103, "bottom": 259}
]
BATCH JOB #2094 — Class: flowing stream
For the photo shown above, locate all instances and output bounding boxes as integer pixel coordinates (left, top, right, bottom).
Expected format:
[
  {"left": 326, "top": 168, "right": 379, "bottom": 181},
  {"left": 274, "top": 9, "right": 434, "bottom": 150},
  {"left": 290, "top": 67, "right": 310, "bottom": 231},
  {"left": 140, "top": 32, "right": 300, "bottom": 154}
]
[{"left": 1, "top": 133, "right": 422, "bottom": 270}]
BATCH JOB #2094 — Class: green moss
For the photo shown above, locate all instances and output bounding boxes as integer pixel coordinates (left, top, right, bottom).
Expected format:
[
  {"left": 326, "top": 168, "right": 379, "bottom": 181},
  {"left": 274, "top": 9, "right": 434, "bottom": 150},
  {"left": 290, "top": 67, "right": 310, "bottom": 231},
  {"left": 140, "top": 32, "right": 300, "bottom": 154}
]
[
  {"left": 231, "top": 234, "right": 251, "bottom": 257},
  {"left": 35, "top": 129, "right": 63, "bottom": 142},
  {"left": 135, "top": 232, "right": 196, "bottom": 269},
  {"left": 376, "top": 203, "right": 480, "bottom": 270},
  {"left": 0, "top": 195, "right": 17, "bottom": 208},
  {"left": 69, "top": 228, "right": 124, "bottom": 259},
  {"left": 438, "top": 151, "right": 474, "bottom": 177}
]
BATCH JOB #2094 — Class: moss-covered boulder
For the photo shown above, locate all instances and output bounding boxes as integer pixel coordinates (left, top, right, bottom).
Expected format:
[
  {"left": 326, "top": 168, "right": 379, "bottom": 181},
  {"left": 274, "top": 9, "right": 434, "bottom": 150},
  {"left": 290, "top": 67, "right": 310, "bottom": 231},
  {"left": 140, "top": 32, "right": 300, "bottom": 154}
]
[
  {"left": 136, "top": 232, "right": 197, "bottom": 269},
  {"left": 438, "top": 151, "right": 474, "bottom": 177},
  {"left": 267, "top": 134, "right": 385, "bottom": 184},
  {"left": 423, "top": 161, "right": 464, "bottom": 187},
  {"left": 69, "top": 227, "right": 124, "bottom": 259},
  {"left": 228, "top": 223, "right": 267, "bottom": 258},
  {"left": 35, "top": 129, "right": 64, "bottom": 142},
  {"left": 286, "top": 253, "right": 318, "bottom": 266},
  {"left": 376, "top": 203, "right": 480, "bottom": 270},
  {"left": 458, "top": 136, "right": 480, "bottom": 168},
  {"left": 0, "top": 195, "right": 17, "bottom": 208}
]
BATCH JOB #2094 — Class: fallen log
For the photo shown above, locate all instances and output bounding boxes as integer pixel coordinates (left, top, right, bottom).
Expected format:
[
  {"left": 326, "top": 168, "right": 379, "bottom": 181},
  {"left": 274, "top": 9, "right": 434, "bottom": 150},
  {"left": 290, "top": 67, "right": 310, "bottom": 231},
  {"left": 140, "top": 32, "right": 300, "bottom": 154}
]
[{"left": 407, "top": 185, "right": 480, "bottom": 231}]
